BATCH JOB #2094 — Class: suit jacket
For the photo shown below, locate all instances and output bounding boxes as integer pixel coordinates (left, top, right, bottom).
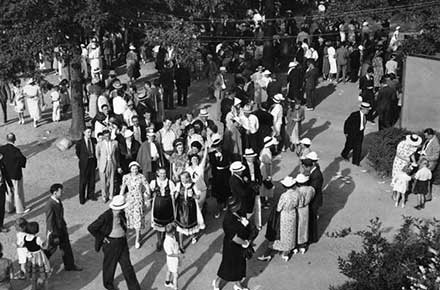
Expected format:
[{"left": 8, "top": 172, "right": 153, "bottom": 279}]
[
  {"left": 309, "top": 167, "right": 324, "bottom": 209},
  {"left": 87, "top": 209, "right": 127, "bottom": 252},
  {"left": 266, "top": 80, "right": 283, "bottom": 99},
  {"left": 0, "top": 143, "right": 26, "bottom": 180},
  {"left": 344, "top": 111, "right": 364, "bottom": 137},
  {"left": 128, "top": 125, "right": 146, "bottom": 143},
  {"left": 304, "top": 67, "right": 319, "bottom": 90},
  {"left": 136, "top": 140, "right": 164, "bottom": 175},
  {"left": 0, "top": 161, "right": 13, "bottom": 188},
  {"left": 287, "top": 66, "right": 302, "bottom": 99},
  {"left": 229, "top": 174, "right": 253, "bottom": 215},
  {"left": 96, "top": 140, "right": 120, "bottom": 172},
  {"left": 159, "top": 67, "right": 175, "bottom": 88},
  {"left": 376, "top": 86, "right": 397, "bottom": 113},
  {"left": 75, "top": 137, "right": 97, "bottom": 171},
  {"left": 45, "top": 197, "right": 68, "bottom": 236},
  {"left": 119, "top": 139, "right": 141, "bottom": 173},
  {"left": 175, "top": 66, "right": 191, "bottom": 87},
  {"left": 422, "top": 136, "right": 440, "bottom": 165}
]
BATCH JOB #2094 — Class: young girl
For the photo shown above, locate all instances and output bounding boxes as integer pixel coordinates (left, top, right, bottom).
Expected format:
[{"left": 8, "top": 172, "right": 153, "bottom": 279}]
[
  {"left": 391, "top": 165, "right": 412, "bottom": 208},
  {"left": 50, "top": 85, "right": 61, "bottom": 122},
  {"left": 16, "top": 217, "right": 28, "bottom": 279},
  {"left": 0, "top": 242, "right": 14, "bottom": 290},
  {"left": 163, "top": 223, "right": 180, "bottom": 290},
  {"left": 413, "top": 159, "right": 432, "bottom": 210},
  {"left": 12, "top": 79, "right": 25, "bottom": 125},
  {"left": 413, "top": 158, "right": 432, "bottom": 210},
  {"left": 24, "top": 222, "right": 51, "bottom": 290}
]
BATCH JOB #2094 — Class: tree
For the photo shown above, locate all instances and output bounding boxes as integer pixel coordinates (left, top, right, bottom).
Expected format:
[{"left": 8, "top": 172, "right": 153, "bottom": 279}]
[{"left": 331, "top": 217, "right": 440, "bottom": 290}]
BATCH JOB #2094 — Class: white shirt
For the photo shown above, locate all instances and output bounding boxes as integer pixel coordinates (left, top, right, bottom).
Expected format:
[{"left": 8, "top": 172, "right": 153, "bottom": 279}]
[
  {"left": 132, "top": 125, "right": 142, "bottom": 143},
  {"left": 159, "top": 128, "right": 176, "bottom": 152},
  {"left": 305, "top": 48, "right": 319, "bottom": 61},
  {"left": 270, "top": 103, "right": 283, "bottom": 134},
  {"left": 360, "top": 111, "right": 365, "bottom": 131},
  {"left": 51, "top": 91, "right": 60, "bottom": 102},
  {"left": 240, "top": 113, "right": 259, "bottom": 134},
  {"left": 113, "top": 96, "right": 128, "bottom": 115},
  {"left": 150, "top": 142, "right": 159, "bottom": 160},
  {"left": 123, "top": 109, "right": 137, "bottom": 127},
  {"left": 149, "top": 179, "right": 176, "bottom": 196}
]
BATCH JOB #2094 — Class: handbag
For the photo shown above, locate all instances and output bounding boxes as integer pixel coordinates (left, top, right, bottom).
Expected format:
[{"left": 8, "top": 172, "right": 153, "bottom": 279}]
[{"left": 265, "top": 205, "right": 281, "bottom": 242}]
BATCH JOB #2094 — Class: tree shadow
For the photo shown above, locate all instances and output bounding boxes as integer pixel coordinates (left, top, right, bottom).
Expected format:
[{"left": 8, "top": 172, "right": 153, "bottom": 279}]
[
  {"left": 315, "top": 83, "right": 337, "bottom": 108},
  {"left": 301, "top": 119, "right": 331, "bottom": 141},
  {"left": 318, "top": 168, "right": 355, "bottom": 239},
  {"left": 17, "top": 138, "right": 57, "bottom": 159}
]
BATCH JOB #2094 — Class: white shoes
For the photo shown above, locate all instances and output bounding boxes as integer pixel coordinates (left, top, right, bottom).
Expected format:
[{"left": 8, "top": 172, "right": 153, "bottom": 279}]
[
  {"left": 212, "top": 280, "right": 219, "bottom": 290},
  {"left": 135, "top": 241, "right": 140, "bottom": 249}
]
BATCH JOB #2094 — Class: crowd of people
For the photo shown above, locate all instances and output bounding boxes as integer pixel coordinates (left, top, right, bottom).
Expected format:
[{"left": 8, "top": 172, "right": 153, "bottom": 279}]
[{"left": 0, "top": 4, "right": 438, "bottom": 290}]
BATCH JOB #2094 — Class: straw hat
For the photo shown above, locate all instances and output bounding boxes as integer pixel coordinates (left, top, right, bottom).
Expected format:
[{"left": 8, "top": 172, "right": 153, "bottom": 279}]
[
  {"left": 112, "top": 80, "right": 122, "bottom": 89},
  {"left": 199, "top": 108, "right": 209, "bottom": 117},
  {"left": 243, "top": 148, "right": 257, "bottom": 158},
  {"left": 109, "top": 195, "right": 128, "bottom": 210},
  {"left": 230, "top": 161, "right": 246, "bottom": 172},
  {"left": 262, "top": 70, "right": 272, "bottom": 75},
  {"left": 288, "top": 61, "right": 299, "bottom": 68},
  {"left": 124, "top": 129, "right": 133, "bottom": 139},
  {"left": 264, "top": 136, "right": 278, "bottom": 148},
  {"left": 211, "top": 133, "right": 222, "bottom": 146},
  {"left": 273, "top": 94, "right": 285, "bottom": 103},
  {"left": 305, "top": 151, "right": 319, "bottom": 161},
  {"left": 300, "top": 138, "right": 312, "bottom": 146},
  {"left": 129, "top": 44, "right": 136, "bottom": 50},
  {"left": 280, "top": 176, "right": 296, "bottom": 188},
  {"left": 360, "top": 102, "right": 371, "bottom": 109}
]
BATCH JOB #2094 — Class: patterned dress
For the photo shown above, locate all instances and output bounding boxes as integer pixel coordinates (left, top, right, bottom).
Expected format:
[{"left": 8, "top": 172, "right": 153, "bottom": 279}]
[
  {"left": 272, "top": 189, "right": 299, "bottom": 252},
  {"left": 391, "top": 140, "right": 418, "bottom": 186},
  {"left": 122, "top": 173, "right": 150, "bottom": 230},
  {"left": 170, "top": 152, "right": 188, "bottom": 182}
]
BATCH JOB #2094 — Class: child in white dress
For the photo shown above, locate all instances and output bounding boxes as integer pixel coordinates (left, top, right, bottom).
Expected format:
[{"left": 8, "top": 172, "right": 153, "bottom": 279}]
[
  {"left": 50, "top": 86, "right": 61, "bottom": 122},
  {"left": 391, "top": 165, "right": 412, "bottom": 208},
  {"left": 15, "top": 218, "right": 28, "bottom": 279},
  {"left": 164, "top": 223, "right": 180, "bottom": 290},
  {"left": 12, "top": 80, "right": 25, "bottom": 125}
]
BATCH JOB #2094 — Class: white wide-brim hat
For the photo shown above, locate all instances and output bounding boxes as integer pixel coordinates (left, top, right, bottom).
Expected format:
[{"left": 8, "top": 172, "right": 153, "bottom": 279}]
[
  {"left": 281, "top": 176, "right": 296, "bottom": 187},
  {"left": 295, "top": 173, "right": 309, "bottom": 184},
  {"left": 406, "top": 134, "right": 422, "bottom": 147},
  {"left": 230, "top": 161, "right": 246, "bottom": 172},
  {"left": 109, "top": 195, "right": 128, "bottom": 210}
]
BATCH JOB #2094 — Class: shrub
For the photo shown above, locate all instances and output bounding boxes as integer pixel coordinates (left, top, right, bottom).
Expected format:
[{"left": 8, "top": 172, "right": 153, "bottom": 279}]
[
  {"left": 365, "top": 127, "right": 411, "bottom": 177},
  {"left": 331, "top": 217, "right": 440, "bottom": 290}
]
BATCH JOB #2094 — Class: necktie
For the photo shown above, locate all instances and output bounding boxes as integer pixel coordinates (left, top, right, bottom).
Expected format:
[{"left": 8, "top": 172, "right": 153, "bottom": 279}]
[{"left": 87, "top": 138, "right": 93, "bottom": 157}]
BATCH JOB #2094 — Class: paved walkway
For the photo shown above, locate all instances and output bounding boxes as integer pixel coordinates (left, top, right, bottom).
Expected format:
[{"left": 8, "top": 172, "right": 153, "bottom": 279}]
[{"left": 0, "top": 64, "right": 439, "bottom": 290}]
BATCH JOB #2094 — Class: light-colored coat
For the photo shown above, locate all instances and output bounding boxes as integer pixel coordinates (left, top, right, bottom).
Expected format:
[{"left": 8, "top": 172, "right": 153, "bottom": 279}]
[
  {"left": 96, "top": 140, "right": 119, "bottom": 172},
  {"left": 422, "top": 135, "right": 440, "bottom": 170}
]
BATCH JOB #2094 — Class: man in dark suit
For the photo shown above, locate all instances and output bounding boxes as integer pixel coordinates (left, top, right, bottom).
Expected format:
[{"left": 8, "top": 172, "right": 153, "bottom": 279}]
[
  {"left": 0, "top": 80, "right": 11, "bottom": 123},
  {"left": 359, "top": 67, "right": 375, "bottom": 121},
  {"left": 0, "top": 132, "right": 28, "bottom": 214},
  {"left": 376, "top": 76, "right": 398, "bottom": 130},
  {"left": 88, "top": 195, "right": 141, "bottom": 290},
  {"left": 341, "top": 102, "right": 371, "bottom": 166},
  {"left": 253, "top": 102, "right": 274, "bottom": 153},
  {"left": 128, "top": 115, "right": 146, "bottom": 143},
  {"left": 45, "top": 183, "right": 82, "bottom": 271},
  {"left": 75, "top": 127, "right": 97, "bottom": 204},
  {"left": 118, "top": 130, "right": 141, "bottom": 173},
  {"left": 302, "top": 157, "right": 323, "bottom": 243},
  {"left": 287, "top": 61, "right": 302, "bottom": 102},
  {"left": 159, "top": 61, "right": 175, "bottom": 110},
  {"left": 174, "top": 63, "right": 191, "bottom": 106},
  {"left": 229, "top": 161, "right": 253, "bottom": 218},
  {"left": 304, "top": 60, "right": 319, "bottom": 110},
  {"left": 0, "top": 153, "right": 12, "bottom": 232}
]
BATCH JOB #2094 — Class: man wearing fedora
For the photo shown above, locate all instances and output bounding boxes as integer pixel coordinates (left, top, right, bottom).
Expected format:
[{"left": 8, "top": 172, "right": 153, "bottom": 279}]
[
  {"left": 341, "top": 102, "right": 371, "bottom": 166},
  {"left": 159, "top": 61, "right": 175, "bottom": 110},
  {"left": 75, "top": 127, "right": 97, "bottom": 204},
  {"left": 88, "top": 195, "right": 141, "bottom": 290},
  {"left": 230, "top": 161, "right": 255, "bottom": 218},
  {"left": 126, "top": 44, "right": 140, "bottom": 82},
  {"left": 240, "top": 104, "right": 260, "bottom": 154},
  {"left": 136, "top": 129, "right": 164, "bottom": 181},
  {"left": 304, "top": 59, "right": 319, "bottom": 111},
  {"left": 175, "top": 62, "right": 191, "bottom": 106},
  {"left": 287, "top": 60, "right": 303, "bottom": 102}
]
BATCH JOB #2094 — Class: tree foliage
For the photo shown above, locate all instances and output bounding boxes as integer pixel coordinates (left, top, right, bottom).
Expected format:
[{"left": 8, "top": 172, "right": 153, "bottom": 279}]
[{"left": 332, "top": 217, "right": 440, "bottom": 290}]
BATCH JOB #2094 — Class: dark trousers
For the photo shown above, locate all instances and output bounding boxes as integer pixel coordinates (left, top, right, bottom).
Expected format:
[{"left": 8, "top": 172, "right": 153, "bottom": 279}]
[
  {"left": 103, "top": 237, "right": 140, "bottom": 290},
  {"left": 305, "top": 87, "right": 315, "bottom": 109},
  {"left": 46, "top": 230, "right": 75, "bottom": 269},
  {"left": 163, "top": 86, "right": 174, "bottom": 109},
  {"left": 341, "top": 133, "right": 364, "bottom": 165},
  {"left": 0, "top": 100, "right": 7, "bottom": 123},
  {"left": 79, "top": 158, "right": 97, "bottom": 204},
  {"left": 176, "top": 86, "right": 188, "bottom": 106},
  {"left": 308, "top": 206, "right": 319, "bottom": 243},
  {"left": 0, "top": 184, "right": 5, "bottom": 228}
]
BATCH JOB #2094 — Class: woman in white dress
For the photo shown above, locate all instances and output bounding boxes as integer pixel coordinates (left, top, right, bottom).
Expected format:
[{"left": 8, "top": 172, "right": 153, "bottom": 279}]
[
  {"left": 185, "top": 144, "right": 209, "bottom": 211},
  {"left": 327, "top": 44, "right": 337, "bottom": 82},
  {"left": 22, "top": 78, "right": 45, "bottom": 128},
  {"left": 11, "top": 80, "right": 25, "bottom": 124}
]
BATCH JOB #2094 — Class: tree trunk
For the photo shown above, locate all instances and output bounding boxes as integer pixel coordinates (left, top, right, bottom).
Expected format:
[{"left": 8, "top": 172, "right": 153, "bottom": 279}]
[{"left": 69, "top": 52, "right": 85, "bottom": 141}]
